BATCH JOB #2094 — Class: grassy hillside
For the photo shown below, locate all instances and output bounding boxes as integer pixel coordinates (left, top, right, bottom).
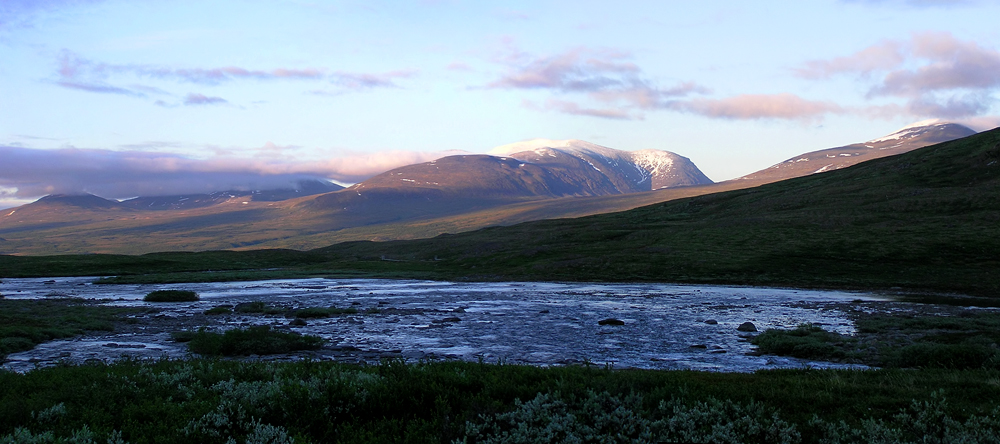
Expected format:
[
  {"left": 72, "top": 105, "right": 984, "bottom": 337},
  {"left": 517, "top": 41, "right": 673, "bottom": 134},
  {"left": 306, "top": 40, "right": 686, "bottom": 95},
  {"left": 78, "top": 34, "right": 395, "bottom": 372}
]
[
  {"left": 2, "top": 128, "right": 998, "bottom": 296},
  {"left": 312, "top": 127, "right": 1000, "bottom": 295}
]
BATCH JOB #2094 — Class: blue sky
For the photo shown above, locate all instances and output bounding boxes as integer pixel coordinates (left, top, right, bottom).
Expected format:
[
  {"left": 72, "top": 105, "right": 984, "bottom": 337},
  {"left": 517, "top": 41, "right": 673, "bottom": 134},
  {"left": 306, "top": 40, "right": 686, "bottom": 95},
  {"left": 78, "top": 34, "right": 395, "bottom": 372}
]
[{"left": 2, "top": 0, "right": 999, "bottom": 208}]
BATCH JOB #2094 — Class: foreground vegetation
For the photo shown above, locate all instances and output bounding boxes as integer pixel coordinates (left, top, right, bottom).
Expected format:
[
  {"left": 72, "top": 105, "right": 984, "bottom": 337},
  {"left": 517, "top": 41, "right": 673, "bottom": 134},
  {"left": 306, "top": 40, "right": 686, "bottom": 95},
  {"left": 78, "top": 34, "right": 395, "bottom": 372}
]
[
  {"left": 143, "top": 290, "right": 199, "bottom": 302},
  {"left": 753, "top": 308, "right": 1000, "bottom": 370},
  {"left": 0, "top": 299, "right": 142, "bottom": 361},
  {"left": 2, "top": 359, "right": 1000, "bottom": 444}
]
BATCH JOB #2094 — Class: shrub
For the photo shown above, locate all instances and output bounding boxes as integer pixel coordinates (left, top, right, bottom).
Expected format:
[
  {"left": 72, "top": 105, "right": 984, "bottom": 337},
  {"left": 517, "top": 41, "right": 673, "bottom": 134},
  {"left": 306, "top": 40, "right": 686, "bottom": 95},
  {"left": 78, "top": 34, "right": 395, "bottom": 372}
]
[
  {"left": 204, "top": 306, "right": 232, "bottom": 315},
  {"left": 751, "top": 324, "right": 849, "bottom": 360},
  {"left": 144, "top": 290, "right": 199, "bottom": 302},
  {"left": 886, "top": 343, "right": 999, "bottom": 370},
  {"left": 234, "top": 301, "right": 285, "bottom": 315},
  {"left": 187, "top": 326, "right": 325, "bottom": 356}
]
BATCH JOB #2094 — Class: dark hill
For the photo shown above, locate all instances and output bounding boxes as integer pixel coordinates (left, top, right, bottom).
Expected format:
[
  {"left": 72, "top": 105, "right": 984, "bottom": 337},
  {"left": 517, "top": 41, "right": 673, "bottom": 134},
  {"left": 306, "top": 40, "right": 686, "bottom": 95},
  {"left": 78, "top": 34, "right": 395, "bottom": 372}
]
[{"left": 35, "top": 194, "right": 122, "bottom": 209}]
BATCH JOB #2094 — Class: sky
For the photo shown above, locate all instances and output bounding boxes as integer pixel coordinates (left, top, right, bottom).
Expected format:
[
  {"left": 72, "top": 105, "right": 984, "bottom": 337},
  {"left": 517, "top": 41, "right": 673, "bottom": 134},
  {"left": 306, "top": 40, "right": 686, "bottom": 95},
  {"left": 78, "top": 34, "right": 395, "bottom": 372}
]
[{"left": 2, "top": 0, "right": 1000, "bottom": 209}]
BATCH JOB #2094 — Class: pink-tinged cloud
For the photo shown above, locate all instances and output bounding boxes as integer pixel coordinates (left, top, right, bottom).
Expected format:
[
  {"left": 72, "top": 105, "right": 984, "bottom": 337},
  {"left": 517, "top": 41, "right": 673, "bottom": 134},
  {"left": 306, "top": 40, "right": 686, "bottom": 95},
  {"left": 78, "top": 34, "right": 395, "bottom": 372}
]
[
  {"left": 672, "top": 94, "right": 844, "bottom": 120},
  {"left": 56, "top": 80, "right": 143, "bottom": 96},
  {"left": 491, "top": 46, "right": 710, "bottom": 119},
  {"left": 795, "top": 40, "right": 906, "bottom": 79},
  {"left": 797, "top": 32, "right": 1000, "bottom": 120},
  {"left": 489, "top": 48, "right": 640, "bottom": 92},
  {"left": 331, "top": 70, "right": 417, "bottom": 90},
  {"left": 0, "top": 145, "right": 464, "bottom": 200},
  {"left": 524, "top": 99, "right": 635, "bottom": 120},
  {"left": 183, "top": 93, "right": 227, "bottom": 106},
  {"left": 871, "top": 32, "right": 1000, "bottom": 97}
]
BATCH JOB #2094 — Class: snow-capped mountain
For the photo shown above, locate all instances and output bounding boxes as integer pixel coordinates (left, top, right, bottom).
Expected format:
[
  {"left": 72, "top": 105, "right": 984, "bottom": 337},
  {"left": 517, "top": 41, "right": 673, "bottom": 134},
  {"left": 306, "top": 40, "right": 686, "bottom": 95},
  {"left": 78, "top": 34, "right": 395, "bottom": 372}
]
[
  {"left": 303, "top": 140, "right": 712, "bottom": 219},
  {"left": 489, "top": 139, "right": 712, "bottom": 192},
  {"left": 737, "top": 121, "right": 976, "bottom": 182}
]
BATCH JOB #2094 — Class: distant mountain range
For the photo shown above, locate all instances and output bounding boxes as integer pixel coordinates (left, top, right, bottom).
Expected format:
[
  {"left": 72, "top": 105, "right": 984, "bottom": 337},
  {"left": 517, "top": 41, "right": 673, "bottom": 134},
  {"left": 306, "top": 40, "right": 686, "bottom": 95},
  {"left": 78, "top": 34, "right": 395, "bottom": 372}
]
[{"left": 0, "top": 122, "right": 978, "bottom": 255}]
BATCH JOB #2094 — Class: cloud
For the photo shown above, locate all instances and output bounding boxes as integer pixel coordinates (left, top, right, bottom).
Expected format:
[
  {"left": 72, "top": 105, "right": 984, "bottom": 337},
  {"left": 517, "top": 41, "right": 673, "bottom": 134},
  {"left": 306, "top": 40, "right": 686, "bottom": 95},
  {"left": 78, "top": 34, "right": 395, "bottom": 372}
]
[
  {"left": 670, "top": 93, "right": 845, "bottom": 121},
  {"left": 489, "top": 48, "right": 640, "bottom": 92},
  {"left": 488, "top": 46, "right": 709, "bottom": 120},
  {"left": 55, "top": 80, "right": 144, "bottom": 96},
  {"left": 795, "top": 40, "right": 905, "bottom": 79},
  {"left": 0, "top": 145, "right": 465, "bottom": 201},
  {"left": 183, "top": 93, "right": 228, "bottom": 106},
  {"left": 524, "top": 99, "right": 636, "bottom": 120},
  {"left": 797, "top": 32, "right": 1000, "bottom": 120},
  {"left": 51, "top": 51, "right": 412, "bottom": 102},
  {"left": 331, "top": 70, "right": 417, "bottom": 90},
  {"left": 871, "top": 32, "right": 1000, "bottom": 97}
]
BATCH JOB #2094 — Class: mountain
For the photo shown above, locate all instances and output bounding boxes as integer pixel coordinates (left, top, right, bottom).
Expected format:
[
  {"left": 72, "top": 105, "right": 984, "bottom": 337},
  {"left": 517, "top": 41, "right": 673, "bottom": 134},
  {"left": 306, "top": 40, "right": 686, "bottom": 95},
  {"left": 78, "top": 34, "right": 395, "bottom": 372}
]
[
  {"left": 120, "top": 180, "right": 343, "bottom": 211},
  {"left": 295, "top": 141, "right": 711, "bottom": 226},
  {"left": 737, "top": 121, "right": 976, "bottom": 183},
  {"left": 5, "top": 127, "right": 997, "bottom": 296},
  {"left": 490, "top": 139, "right": 713, "bottom": 192},
  {"left": 0, "top": 125, "right": 980, "bottom": 255},
  {"left": 308, "top": 125, "right": 1000, "bottom": 296}
]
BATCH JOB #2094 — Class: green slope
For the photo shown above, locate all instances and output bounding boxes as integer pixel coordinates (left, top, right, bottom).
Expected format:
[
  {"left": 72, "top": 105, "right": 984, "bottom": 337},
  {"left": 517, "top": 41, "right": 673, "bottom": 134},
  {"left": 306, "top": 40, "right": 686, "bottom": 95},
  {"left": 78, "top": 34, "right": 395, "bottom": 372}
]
[
  {"left": 311, "top": 126, "right": 1000, "bottom": 296},
  {"left": 2, "top": 127, "right": 998, "bottom": 296}
]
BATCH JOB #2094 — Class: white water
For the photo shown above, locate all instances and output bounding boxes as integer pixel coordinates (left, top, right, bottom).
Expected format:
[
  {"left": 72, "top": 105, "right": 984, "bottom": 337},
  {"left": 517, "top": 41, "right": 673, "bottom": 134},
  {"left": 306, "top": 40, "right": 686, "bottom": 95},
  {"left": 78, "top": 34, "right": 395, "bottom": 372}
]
[{"left": 1, "top": 277, "right": 891, "bottom": 372}]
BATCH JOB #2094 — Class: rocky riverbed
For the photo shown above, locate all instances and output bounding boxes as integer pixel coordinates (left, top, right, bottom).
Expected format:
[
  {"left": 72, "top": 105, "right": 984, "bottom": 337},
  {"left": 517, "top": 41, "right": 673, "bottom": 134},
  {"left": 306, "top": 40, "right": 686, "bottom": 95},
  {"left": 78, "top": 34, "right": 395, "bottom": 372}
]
[{"left": 1, "top": 277, "right": 899, "bottom": 372}]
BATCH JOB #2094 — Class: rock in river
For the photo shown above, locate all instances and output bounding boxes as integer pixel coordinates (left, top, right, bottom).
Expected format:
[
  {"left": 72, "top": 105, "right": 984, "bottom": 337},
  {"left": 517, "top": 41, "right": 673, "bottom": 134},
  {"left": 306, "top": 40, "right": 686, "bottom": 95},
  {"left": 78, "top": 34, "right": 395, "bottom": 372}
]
[
  {"left": 737, "top": 322, "right": 758, "bottom": 332},
  {"left": 598, "top": 318, "right": 625, "bottom": 326}
]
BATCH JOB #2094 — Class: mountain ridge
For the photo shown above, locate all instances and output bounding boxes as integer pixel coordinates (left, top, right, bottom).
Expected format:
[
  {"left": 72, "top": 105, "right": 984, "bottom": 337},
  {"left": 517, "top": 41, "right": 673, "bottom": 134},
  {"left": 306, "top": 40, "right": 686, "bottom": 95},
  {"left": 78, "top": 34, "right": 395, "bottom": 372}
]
[{"left": 0, "top": 123, "right": 980, "bottom": 255}]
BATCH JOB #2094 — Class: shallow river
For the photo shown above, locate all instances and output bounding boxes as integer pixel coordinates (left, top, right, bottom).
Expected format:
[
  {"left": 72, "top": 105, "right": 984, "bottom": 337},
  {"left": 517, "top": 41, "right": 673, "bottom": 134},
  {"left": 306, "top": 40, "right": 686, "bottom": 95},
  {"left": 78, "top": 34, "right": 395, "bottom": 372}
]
[{"left": 1, "top": 277, "right": 890, "bottom": 372}]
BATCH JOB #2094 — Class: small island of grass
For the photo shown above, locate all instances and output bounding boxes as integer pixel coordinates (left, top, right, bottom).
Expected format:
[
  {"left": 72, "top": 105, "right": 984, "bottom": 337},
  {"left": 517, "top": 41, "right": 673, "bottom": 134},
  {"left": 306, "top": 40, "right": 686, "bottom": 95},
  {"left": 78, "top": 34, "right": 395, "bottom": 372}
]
[{"left": 143, "top": 289, "right": 199, "bottom": 302}]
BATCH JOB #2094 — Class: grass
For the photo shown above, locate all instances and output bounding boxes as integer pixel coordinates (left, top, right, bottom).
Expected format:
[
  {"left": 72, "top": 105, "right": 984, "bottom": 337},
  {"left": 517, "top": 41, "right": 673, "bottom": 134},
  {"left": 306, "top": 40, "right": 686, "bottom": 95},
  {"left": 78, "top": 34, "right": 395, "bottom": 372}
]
[
  {"left": 753, "top": 310, "right": 1000, "bottom": 370},
  {"left": 185, "top": 326, "right": 325, "bottom": 356},
  {"left": 143, "top": 290, "right": 199, "bottom": 302},
  {"left": 751, "top": 324, "right": 853, "bottom": 361},
  {"left": 0, "top": 299, "right": 141, "bottom": 360},
  {"left": 0, "top": 359, "right": 999, "bottom": 443}
]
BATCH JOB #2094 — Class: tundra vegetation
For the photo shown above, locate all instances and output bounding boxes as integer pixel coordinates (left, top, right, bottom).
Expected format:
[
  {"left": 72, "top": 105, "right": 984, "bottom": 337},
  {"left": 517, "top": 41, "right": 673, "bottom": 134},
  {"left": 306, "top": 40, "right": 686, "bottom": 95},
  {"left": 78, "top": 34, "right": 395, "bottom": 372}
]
[{"left": 143, "top": 290, "right": 199, "bottom": 302}]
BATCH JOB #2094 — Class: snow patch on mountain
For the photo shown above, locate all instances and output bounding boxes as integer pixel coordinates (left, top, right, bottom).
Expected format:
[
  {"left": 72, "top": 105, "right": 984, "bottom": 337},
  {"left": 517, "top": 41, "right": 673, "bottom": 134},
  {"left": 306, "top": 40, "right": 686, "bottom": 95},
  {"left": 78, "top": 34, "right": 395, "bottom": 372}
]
[{"left": 867, "top": 119, "right": 948, "bottom": 144}]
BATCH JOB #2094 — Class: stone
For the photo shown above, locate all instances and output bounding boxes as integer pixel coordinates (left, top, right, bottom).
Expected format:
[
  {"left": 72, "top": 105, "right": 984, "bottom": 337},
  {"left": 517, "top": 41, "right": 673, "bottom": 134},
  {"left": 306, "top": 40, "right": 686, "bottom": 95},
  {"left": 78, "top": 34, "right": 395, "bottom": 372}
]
[
  {"left": 689, "top": 344, "right": 708, "bottom": 349},
  {"left": 737, "top": 322, "right": 758, "bottom": 332},
  {"left": 432, "top": 317, "right": 462, "bottom": 323},
  {"left": 598, "top": 318, "right": 625, "bottom": 326},
  {"left": 704, "top": 319, "right": 718, "bottom": 325},
  {"left": 289, "top": 318, "right": 308, "bottom": 326}
]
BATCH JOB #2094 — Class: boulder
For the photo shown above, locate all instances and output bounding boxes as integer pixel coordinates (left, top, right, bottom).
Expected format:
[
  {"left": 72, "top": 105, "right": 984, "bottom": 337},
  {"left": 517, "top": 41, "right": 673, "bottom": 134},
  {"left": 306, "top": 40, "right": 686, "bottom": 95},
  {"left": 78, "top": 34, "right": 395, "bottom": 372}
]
[
  {"left": 598, "top": 318, "right": 625, "bottom": 326},
  {"left": 737, "top": 322, "right": 758, "bottom": 332},
  {"left": 704, "top": 319, "right": 718, "bottom": 325}
]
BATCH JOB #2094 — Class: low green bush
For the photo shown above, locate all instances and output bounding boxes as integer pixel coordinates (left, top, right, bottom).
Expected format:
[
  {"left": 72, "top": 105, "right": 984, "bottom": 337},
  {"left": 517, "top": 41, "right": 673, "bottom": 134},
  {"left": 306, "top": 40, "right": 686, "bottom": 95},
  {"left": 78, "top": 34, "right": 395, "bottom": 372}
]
[
  {"left": 203, "top": 306, "right": 232, "bottom": 315},
  {"left": 0, "top": 299, "right": 135, "bottom": 359},
  {"left": 234, "top": 301, "right": 284, "bottom": 315},
  {"left": 144, "top": 290, "right": 199, "bottom": 302},
  {"left": 1, "top": 360, "right": 1000, "bottom": 443},
  {"left": 752, "top": 324, "right": 850, "bottom": 361},
  {"left": 886, "top": 343, "right": 999, "bottom": 370},
  {"left": 186, "top": 326, "right": 324, "bottom": 356}
]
